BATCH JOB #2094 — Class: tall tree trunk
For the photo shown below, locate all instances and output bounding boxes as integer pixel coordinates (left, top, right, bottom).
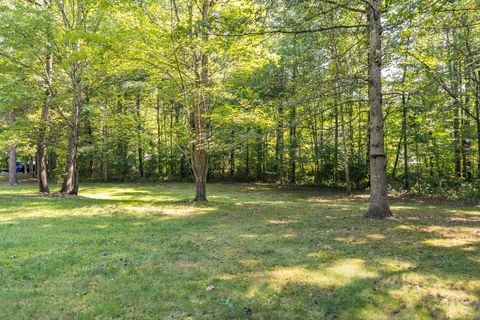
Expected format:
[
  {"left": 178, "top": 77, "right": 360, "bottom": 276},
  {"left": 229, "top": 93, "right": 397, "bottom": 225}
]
[
  {"left": 275, "top": 103, "right": 284, "bottom": 183},
  {"left": 136, "top": 93, "right": 144, "bottom": 178},
  {"left": 191, "top": 1, "right": 210, "bottom": 201},
  {"left": 230, "top": 130, "right": 235, "bottom": 178},
  {"left": 156, "top": 91, "right": 162, "bottom": 175},
  {"left": 310, "top": 106, "right": 320, "bottom": 177},
  {"left": 29, "top": 156, "right": 34, "bottom": 177},
  {"left": 454, "top": 104, "right": 461, "bottom": 179},
  {"left": 245, "top": 142, "right": 250, "bottom": 179},
  {"left": 289, "top": 35, "right": 298, "bottom": 184},
  {"left": 365, "top": 0, "right": 391, "bottom": 218},
  {"left": 340, "top": 103, "right": 352, "bottom": 195},
  {"left": 334, "top": 105, "right": 339, "bottom": 182},
  {"left": 60, "top": 65, "right": 82, "bottom": 195},
  {"left": 8, "top": 143, "right": 18, "bottom": 186},
  {"left": 101, "top": 100, "right": 109, "bottom": 181},
  {"left": 402, "top": 94, "right": 409, "bottom": 190},
  {"left": 476, "top": 74, "right": 480, "bottom": 178},
  {"left": 37, "top": 84, "right": 51, "bottom": 193},
  {"left": 229, "top": 148, "right": 235, "bottom": 177}
]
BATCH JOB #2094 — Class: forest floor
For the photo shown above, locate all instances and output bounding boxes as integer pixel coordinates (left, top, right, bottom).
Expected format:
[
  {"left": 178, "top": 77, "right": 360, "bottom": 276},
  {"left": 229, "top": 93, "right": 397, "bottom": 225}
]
[{"left": 0, "top": 181, "right": 479, "bottom": 319}]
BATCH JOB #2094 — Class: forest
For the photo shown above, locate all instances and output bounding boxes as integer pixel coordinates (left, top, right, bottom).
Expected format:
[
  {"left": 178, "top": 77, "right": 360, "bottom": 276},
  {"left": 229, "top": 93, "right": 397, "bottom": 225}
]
[{"left": 1, "top": 0, "right": 480, "bottom": 319}]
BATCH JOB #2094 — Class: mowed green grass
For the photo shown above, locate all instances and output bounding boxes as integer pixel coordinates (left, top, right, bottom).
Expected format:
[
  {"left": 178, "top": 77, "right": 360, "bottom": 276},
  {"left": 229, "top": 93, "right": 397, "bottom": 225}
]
[{"left": 0, "top": 181, "right": 479, "bottom": 320}]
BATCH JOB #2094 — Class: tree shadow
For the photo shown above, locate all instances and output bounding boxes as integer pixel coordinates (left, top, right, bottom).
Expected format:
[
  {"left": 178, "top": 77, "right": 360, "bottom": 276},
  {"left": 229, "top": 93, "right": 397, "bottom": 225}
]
[{"left": 0, "top": 182, "right": 479, "bottom": 319}]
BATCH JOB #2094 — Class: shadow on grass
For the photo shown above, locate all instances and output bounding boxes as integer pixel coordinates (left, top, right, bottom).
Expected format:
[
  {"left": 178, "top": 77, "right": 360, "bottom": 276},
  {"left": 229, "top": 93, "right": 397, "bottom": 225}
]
[{"left": 0, "top": 182, "right": 479, "bottom": 319}]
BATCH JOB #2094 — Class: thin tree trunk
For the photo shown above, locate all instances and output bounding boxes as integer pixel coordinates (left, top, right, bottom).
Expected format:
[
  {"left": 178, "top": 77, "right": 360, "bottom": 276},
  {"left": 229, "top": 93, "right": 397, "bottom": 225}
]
[
  {"left": 340, "top": 103, "right": 352, "bottom": 195},
  {"left": 136, "top": 93, "right": 144, "bottom": 178},
  {"left": 365, "top": 0, "right": 391, "bottom": 218},
  {"left": 60, "top": 66, "right": 82, "bottom": 195},
  {"left": 403, "top": 96, "right": 409, "bottom": 190},
  {"left": 37, "top": 78, "right": 51, "bottom": 193},
  {"left": 289, "top": 35, "right": 298, "bottom": 184},
  {"left": 156, "top": 91, "right": 162, "bottom": 175},
  {"left": 275, "top": 103, "right": 284, "bottom": 183},
  {"left": 245, "top": 142, "right": 250, "bottom": 179},
  {"left": 334, "top": 105, "right": 339, "bottom": 182},
  {"left": 454, "top": 105, "right": 461, "bottom": 179},
  {"left": 230, "top": 148, "right": 235, "bottom": 178},
  {"left": 391, "top": 135, "right": 402, "bottom": 179},
  {"left": 29, "top": 156, "right": 34, "bottom": 177},
  {"left": 475, "top": 71, "right": 480, "bottom": 179},
  {"left": 101, "top": 100, "right": 109, "bottom": 181}
]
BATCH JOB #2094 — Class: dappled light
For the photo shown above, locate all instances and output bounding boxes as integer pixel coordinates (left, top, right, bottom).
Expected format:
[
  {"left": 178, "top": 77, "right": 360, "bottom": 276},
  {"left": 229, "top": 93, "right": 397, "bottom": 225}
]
[
  {"left": 269, "top": 259, "right": 377, "bottom": 288},
  {"left": 0, "top": 182, "right": 479, "bottom": 319}
]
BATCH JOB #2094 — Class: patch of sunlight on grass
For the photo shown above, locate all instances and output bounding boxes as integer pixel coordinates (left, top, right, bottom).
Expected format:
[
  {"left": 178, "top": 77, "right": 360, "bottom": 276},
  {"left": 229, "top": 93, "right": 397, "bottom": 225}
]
[
  {"left": 1, "top": 182, "right": 479, "bottom": 319},
  {"left": 366, "top": 233, "right": 386, "bottom": 240},
  {"left": 269, "top": 259, "right": 376, "bottom": 289},
  {"left": 82, "top": 190, "right": 178, "bottom": 202},
  {"left": 233, "top": 201, "right": 287, "bottom": 206},
  {"left": 356, "top": 307, "right": 390, "bottom": 320},
  {"left": 305, "top": 198, "right": 337, "bottom": 203},
  {"left": 117, "top": 204, "right": 215, "bottom": 217},
  {"left": 449, "top": 209, "right": 480, "bottom": 216},
  {"left": 389, "top": 205, "right": 420, "bottom": 211},
  {"left": 423, "top": 238, "right": 479, "bottom": 248},
  {"left": 266, "top": 219, "right": 299, "bottom": 225},
  {"left": 308, "top": 251, "right": 334, "bottom": 259},
  {"left": 389, "top": 277, "right": 478, "bottom": 320},
  {"left": 334, "top": 236, "right": 368, "bottom": 245},
  {"left": 377, "top": 258, "right": 415, "bottom": 272},
  {"left": 240, "top": 234, "right": 259, "bottom": 238}
]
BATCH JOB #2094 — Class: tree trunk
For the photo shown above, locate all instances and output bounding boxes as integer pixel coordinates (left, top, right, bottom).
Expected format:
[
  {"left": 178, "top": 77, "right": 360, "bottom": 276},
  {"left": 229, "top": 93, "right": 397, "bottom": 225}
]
[
  {"left": 8, "top": 143, "right": 18, "bottom": 186},
  {"left": 334, "top": 105, "right": 339, "bottom": 182},
  {"left": 156, "top": 91, "right": 162, "bottom": 175},
  {"left": 29, "top": 156, "right": 34, "bottom": 177},
  {"left": 60, "top": 65, "right": 82, "bottom": 195},
  {"left": 38, "top": 49, "right": 51, "bottom": 193},
  {"left": 402, "top": 94, "right": 409, "bottom": 189},
  {"left": 136, "top": 93, "right": 144, "bottom": 178},
  {"left": 230, "top": 131, "right": 235, "bottom": 178},
  {"left": 275, "top": 102, "right": 284, "bottom": 183},
  {"left": 289, "top": 35, "right": 298, "bottom": 184},
  {"left": 391, "top": 135, "right": 402, "bottom": 179},
  {"left": 191, "top": 1, "right": 210, "bottom": 202},
  {"left": 476, "top": 71, "right": 480, "bottom": 179},
  {"left": 340, "top": 103, "right": 352, "bottom": 195},
  {"left": 365, "top": 0, "right": 391, "bottom": 218},
  {"left": 454, "top": 105, "right": 461, "bottom": 179},
  {"left": 101, "top": 100, "right": 109, "bottom": 181}
]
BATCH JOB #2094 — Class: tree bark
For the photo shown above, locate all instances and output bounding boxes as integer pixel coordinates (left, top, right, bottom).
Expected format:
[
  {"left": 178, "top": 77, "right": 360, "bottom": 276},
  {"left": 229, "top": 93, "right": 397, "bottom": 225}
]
[
  {"left": 476, "top": 75, "right": 480, "bottom": 178},
  {"left": 191, "top": 0, "right": 210, "bottom": 201},
  {"left": 37, "top": 48, "right": 52, "bottom": 193},
  {"left": 136, "top": 93, "right": 144, "bottom": 178},
  {"left": 289, "top": 36, "right": 298, "bottom": 184},
  {"left": 230, "top": 131, "right": 235, "bottom": 178},
  {"left": 275, "top": 102, "right": 284, "bottom": 183},
  {"left": 365, "top": 0, "right": 391, "bottom": 218},
  {"left": 156, "top": 91, "right": 162, "bottom": 175},
  {"left": 60, "top": 64, "right": 82, "bottom": 195},
  {"left": 340, "top": 103, "right": 352, "bottom": 195},
  {"left": 8, "top": 143, "right": 18, "bottom": 186},
  {"left": 402, "top": 95, "right": 409, "bottom": 190}
]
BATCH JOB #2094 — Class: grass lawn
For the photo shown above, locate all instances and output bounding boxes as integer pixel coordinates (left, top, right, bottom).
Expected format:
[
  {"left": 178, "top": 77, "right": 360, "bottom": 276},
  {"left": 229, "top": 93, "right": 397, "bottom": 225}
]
[{"left": 0, "top": 181, "right": 479, "bottom": 319}]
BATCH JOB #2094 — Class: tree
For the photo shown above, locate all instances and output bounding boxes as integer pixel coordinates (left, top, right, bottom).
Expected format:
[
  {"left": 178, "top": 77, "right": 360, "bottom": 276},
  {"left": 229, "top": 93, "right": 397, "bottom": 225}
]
[{"left": 365, "top": 0, "right": 391, "bottom": 218}]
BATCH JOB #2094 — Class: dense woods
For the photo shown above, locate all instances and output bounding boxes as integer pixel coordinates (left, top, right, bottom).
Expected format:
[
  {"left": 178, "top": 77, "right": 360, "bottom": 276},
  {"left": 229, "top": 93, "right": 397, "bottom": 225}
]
[{"left": 1, "top": 0, "right": 480, "bottom": 215}]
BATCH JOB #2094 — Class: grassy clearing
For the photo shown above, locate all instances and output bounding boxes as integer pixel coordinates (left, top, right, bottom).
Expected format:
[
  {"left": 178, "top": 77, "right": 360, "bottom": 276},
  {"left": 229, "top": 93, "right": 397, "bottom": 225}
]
[{"left": 0, "top": 181, "right": 479, "bottom": 319}]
